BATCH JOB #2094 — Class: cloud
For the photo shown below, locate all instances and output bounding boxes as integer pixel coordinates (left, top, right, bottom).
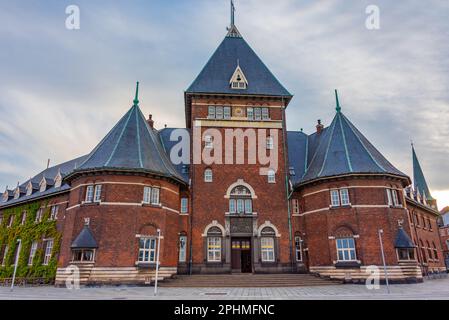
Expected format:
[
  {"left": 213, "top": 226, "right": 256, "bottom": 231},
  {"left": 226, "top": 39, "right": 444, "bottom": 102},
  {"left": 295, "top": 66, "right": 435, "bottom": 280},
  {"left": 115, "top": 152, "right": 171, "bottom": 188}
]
[{"left": 0, "top": 0, "right": 448, "bottom": 208}]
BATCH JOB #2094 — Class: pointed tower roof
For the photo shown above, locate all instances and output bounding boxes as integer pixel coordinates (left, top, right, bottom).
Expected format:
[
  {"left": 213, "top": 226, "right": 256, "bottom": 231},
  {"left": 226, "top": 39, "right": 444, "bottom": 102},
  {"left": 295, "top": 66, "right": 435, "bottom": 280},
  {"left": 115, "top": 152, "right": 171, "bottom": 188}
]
[
  {"left": 394, "top": 227, "right": 415, "bottom": 249},
  {"left": 71, "top": 225, "right": 98, "bottom": 249},
  {"left": 412, "top": 144, "right": 434, "bottom": 200},
  {"left": 68, "top": 83, "right": 186, "bottom": 184},
  {"left": 298, "top": 93, "right": 409, "bottom": 186}
]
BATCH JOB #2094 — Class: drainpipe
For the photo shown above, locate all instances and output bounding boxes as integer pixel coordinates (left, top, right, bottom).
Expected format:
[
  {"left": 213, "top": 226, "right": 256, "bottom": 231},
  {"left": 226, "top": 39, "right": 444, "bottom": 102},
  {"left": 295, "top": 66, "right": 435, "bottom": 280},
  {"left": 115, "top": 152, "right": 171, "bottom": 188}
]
[{"left": 280, "top": 100, "right": 294, "bottom": 272}]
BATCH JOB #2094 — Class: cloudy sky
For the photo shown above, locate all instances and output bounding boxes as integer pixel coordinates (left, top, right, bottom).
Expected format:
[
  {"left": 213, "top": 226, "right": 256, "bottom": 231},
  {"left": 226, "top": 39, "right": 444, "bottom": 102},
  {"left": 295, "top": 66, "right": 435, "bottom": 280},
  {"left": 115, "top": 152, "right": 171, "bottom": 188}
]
[{"left": 1, "top": 0, "right": 448, "bottom": 208}]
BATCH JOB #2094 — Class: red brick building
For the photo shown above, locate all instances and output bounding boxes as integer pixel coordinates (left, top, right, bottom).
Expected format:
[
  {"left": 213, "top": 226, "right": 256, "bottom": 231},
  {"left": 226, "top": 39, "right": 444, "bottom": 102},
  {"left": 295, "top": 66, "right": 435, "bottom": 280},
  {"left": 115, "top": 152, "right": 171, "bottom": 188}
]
[
  {"left": 0, "top": 17, "right": 445, "bottom": 285},
  {"left": 439, "top": 207, "right": 449, "bottom": 270}
]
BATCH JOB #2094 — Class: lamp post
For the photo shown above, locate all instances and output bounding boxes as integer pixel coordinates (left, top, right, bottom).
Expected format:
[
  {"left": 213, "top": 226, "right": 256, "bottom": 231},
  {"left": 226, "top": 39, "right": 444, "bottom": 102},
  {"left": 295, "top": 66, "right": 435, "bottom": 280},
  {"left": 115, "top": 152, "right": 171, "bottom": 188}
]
[
  {"left": 11, "top": 239, "right": 22, "bottom": 292},
  {"left": 378, "top": 229, "right": 390, "bottom": 294},
  {"left": 154, "top": 229, "right": 162, "bottom": 296}
]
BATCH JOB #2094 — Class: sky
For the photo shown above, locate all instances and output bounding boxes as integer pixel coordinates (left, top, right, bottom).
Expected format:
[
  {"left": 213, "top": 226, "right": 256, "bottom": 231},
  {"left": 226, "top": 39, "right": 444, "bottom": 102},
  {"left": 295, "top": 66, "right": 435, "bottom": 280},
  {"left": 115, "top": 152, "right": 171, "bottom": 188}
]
[{"left": 0, "top": 0, "right": 448, "bottom": 208}]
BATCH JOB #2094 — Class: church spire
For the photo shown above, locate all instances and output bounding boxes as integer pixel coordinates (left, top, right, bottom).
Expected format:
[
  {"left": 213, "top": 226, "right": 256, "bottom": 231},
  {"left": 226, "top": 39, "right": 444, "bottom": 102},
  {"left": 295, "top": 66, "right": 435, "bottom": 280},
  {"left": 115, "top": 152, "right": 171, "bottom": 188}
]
[
  {"left": 412, "top": 143, "right": 434, "bottom": 201},
  {"left": 133, "top": 81, "right": 139, "bottom": 106}
]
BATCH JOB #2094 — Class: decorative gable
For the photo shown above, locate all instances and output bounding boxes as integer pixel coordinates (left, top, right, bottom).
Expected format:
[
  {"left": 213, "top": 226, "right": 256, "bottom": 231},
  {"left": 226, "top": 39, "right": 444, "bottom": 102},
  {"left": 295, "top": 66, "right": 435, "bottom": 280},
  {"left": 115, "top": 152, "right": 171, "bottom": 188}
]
[
  {"left": 54, "top": 171, "right": 62, "bottom": 188},
  {"left": 39, "top": 176, "right": 47, "bottom": 192},
  {"left": 26, "top": 181, "right": 33, "bottom": 196},
  {"left": 229, "top": 64, "right": 248, "bottom": 90}
]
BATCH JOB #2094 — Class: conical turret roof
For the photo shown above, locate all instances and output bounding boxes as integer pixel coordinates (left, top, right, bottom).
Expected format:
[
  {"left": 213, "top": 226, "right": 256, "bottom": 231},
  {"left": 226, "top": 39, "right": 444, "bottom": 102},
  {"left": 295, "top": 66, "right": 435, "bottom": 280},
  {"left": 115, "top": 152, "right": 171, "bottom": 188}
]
[{"left": 412, "top": 145, "right": 434, "bottom": 200}]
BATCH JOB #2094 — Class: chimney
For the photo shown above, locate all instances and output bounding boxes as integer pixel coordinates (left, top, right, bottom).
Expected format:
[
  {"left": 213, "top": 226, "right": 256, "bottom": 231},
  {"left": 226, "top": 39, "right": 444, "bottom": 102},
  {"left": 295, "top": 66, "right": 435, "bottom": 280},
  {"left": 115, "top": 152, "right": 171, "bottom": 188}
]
[
  {"left": 316, "top": 119, "right": 324, "bottom": 134},
  {"left": 147, "top": 114, "right": 154, "bottom": 129}
]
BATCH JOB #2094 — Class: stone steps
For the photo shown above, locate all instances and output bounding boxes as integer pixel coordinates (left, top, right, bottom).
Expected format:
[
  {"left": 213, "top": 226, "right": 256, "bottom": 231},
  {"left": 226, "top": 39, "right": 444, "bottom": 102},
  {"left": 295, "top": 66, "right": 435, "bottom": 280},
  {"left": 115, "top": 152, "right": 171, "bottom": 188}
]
[{"left": 160, "top": 274, "right": 341, "bottom": 287}]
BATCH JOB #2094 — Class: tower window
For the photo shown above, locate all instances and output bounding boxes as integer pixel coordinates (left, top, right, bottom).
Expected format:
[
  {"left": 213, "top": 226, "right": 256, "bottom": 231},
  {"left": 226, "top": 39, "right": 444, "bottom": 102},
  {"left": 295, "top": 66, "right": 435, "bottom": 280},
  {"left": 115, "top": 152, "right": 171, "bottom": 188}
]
[
  {"left": 267, "top": 169, "right": 276, "bottom": 183},
  {"left": 204, "top": 169, "right": 213, "bottom": 182}
]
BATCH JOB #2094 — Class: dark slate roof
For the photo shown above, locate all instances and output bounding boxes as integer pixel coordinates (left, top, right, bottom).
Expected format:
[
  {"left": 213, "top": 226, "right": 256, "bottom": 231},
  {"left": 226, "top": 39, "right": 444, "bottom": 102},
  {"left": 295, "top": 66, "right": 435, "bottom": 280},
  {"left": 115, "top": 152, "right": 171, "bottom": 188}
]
[
  {"left": 71, "top": 226, "right": 98, "bottom": 248},
  {"left": 412, "top": 145, "right": 434, "bottom": 200},
  {"left": 297, "top": 111, "right": 408, "bottom": 185},
  {"left": 186, "top": 31, "right": 291, "bottom": 97},
  {"left": 287, "top": 131, "right": 308, "bottom": 184},
  {"left": 394, "top": 227, "right": 415, "bottom": 248},
  {"left": 158, "top": 128, "right": 190, "bottom": 182},
  {"left": 73, "top": 104, "right": 186, "bottom": 184},
  {"left": 0, "top": 155, "right": 87, "bottom": 208}
]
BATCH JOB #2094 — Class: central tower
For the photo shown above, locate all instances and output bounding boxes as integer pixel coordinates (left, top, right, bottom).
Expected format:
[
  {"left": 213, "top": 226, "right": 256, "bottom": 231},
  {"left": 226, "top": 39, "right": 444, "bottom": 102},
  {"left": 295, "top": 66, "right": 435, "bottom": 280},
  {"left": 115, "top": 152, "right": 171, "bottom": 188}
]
[{"left": 184, "top": 2, "right": 294, "bottom": 274}]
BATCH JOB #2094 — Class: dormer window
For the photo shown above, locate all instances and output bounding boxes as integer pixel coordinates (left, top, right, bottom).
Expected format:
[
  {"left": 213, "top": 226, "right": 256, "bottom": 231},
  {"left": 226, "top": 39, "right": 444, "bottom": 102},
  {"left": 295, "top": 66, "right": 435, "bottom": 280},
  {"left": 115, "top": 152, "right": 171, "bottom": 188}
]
[
  {"left": 14, "top": 188, "right": 20, "bottom": 200},
  {"left": 54, "top": 173, "right": 62, "bottom": 188},
  {"left": 39, "top": 178, "right": 47, "bottom": 192},
  {"left": 229, "top": 64, "right": 248, "bottom": 90},
  {"left": 26, "top": 182, "right": 33, "bottom": 196}
]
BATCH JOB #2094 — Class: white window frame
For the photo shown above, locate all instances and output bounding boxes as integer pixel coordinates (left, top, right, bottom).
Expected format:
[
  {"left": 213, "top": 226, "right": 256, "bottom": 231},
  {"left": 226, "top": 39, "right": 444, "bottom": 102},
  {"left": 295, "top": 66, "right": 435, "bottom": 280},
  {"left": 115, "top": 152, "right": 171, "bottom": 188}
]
[
  {"left": 43, "top": 239, "right": 54, "bottom": 265},
  {"left": 138, "top": 237, "right": 157, "bottom": 263},
  {"left": 386, "top": 188, "right": 393, "bottom": 206},
  {"left": 143, "top": 186, "right": 151, "bottom": 204},
  {"left": 150, "top": 188, "right": 160, "bottom": 205},
  {"left": 261, "top": 237, "right": 275, "bottom": 262},
  {"left": 261, "top": 107, "right": 269, "bottom": 120},
  {"left": 204, "top": 169, "right": 213, "bottom": 182},
  {"left": 93, "top": 185, "right": 102, "bottom": 203},
  {"left": 85, "top": 185, "right": 94, "bottom": 203},
  {"left": 392, "top": 189, "right": 400, "bottom": 206},
  {"left": 254, "top": 107, "right": 262, "bottom": 120},
  {"left": 49, "top": 205, "right": 58, "bottom": 220},
  {"left": 340, "top": 188, "right": 350, "bottom": 206},
  {"left": 223, "top": 106, "right": 231, "bottom": 119},
  {"left": 267, "top": 170, "right": 276, "bottom": 183},
  {"left": 208, "top": 106, "right": 216, "bottom": 119},
  {"left": 294, "top": 236, "right": 302, "bottom": 261},
  {"left": 330, "top": 189, "right": 340, "bottom": 207},
  {"left": 35, "top": 208, "right": 43, "bottom": 223},
  {"left": 266, "top": 136, "right": 274, "bottom": 150},
  {"left": 292, "top": 199, "right": 300, "bottom": 214},
  {"left": 179, "top": 235, "right": 187, "bottom": 262},
  {"left": 207, "top": 237, "right": 222, "bottom": 262},
  {"left": 180, "top": 198, "right": 188, "bottom": 213},
  {"left": 215, "top": 106, "right": 223, "bottom": 119},
  {"left": 21, "top": 211, "right": 27, "bottom": 225},
  {"left": 28, "top": 241, "right": 38, "bottom": 266},
  {"left": 1, "top": 245, "right": 8, "bottom": 266},
  {"left": 336, "top": 237, "right": 357, "bottom": 262},
  {"left": 204, "top": 135, "right": 213, "bottom": 149},
  {"left": 7, "top": 215, "right": 13, "bottom": 228},
  {"left": 247, "top": 107, "right": 254, "bottom": 120}
]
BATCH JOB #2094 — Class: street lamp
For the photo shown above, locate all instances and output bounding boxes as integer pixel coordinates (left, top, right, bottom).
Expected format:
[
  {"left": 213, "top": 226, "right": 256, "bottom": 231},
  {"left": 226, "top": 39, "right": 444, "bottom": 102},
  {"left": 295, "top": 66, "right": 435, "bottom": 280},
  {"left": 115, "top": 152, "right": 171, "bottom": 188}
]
[
  {"left": 154, "top": 229, "right": 162, "bottom": 296},
  {"left": 378, "top": 229, "right": 390, "bottom": 294},
  {"left": 11, "top": 239, "right": 22, "bottom": 292}
]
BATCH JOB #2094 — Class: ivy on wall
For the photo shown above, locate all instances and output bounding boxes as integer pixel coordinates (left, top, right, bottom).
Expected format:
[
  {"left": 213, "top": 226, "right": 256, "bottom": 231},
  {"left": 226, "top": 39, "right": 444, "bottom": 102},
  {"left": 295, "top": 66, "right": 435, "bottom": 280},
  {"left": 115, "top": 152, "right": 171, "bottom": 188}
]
[{"left": 0, "top": 200, "right": 61, "bottom": 283}]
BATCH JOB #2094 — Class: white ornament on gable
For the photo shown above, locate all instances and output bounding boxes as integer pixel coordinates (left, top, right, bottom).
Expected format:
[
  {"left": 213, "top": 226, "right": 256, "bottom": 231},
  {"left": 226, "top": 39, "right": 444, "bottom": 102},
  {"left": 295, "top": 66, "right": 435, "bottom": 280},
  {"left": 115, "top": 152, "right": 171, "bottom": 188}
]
[{"left": 229, "top": 62, "right": 248, "bottom": 89}]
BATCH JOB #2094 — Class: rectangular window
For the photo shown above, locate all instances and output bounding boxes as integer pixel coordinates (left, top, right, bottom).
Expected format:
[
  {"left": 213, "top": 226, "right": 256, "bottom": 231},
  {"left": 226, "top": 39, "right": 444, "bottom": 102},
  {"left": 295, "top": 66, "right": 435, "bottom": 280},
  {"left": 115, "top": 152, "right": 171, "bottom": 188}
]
[
  {"left": 28, "top": 241, "right": 38, "bottom": 266},
  {"left": 49, "top": 205, "right": 58, "bottom": 220},
  {"left": 43, "top": 239, "right": 54, "bottom": 265},
  {"left": 35, "top": 208, "right": 43, "bottom": 223},
  {"left": 138, "top": 237, "right": 157, "bottom": 263},
  {"left": 204, "top": 169, "right": 213, "bottom": 182},
  {"left": 386, "top": 189, "right": 393, "bottom": 206},
  {"left": 85, "top": 185, "right": 94, "bottom": 202},
  {"left": 207, "top": 237, "right": 221, "bottom": 262},
  {"left": 254, "top": 108, "right": 262, "bottom": 120},
  {"left": 1, "top": 245, "right": 8, "bottom": 266},
  {"left": 180, "top": 198, "right": 188, "bottom": 213},
  {"left": 295, "top": 236, "right": 302, "bottom": 261},
  {"left": 244, "top": 199, "right": 252, "bottom": 214},
  {"left": 247, "top": 107, "right": 254, "bottom": 120},
  {"left": 143, "top": 186, "right": 151, "bottom": 204},
  {"left": 261, "top": 237, "right": 275, "bottom": 262},
  {"left": 336, "top": 238, "right": 356, "bottom": 261},
  {"left": 261, "top": 107, "right": 269, "bottom": 120},
  {"left": 330, "top": 190, "right": 340, "bottom": 207},
  {"left": 179, "top": 236, "right": 187, "bottom": 262},
  {"left": 94, "top": 185, "right": 102, "bottom": 202},
  {"left": 397, "top": 248, "right": 415, "bottom": 261},
  {"left": 7, "top": 215, "right": 13, "bottom": 228},
  {"left": 72, "top": 249, "right": 95, "bottom": 262},
  {"left": 205, "top": 135, "right": 213, "bottom": 149},
  {"left": 229, "top": 199, "right": 236, "bottom": 213},
  {"left": 268, "top": 170, "right": 276, "bottom": 183},
  {"left": 21, "top": 211, "right": 27, "bottom": 225},
  {"left": 151, "top": 188, "right": 160, "bottom": 205},
  {"left": 208, "top": 106, "right": 216, "bottom": 119},
  {"left": 292, "top": 199, "right": 300, "bottom": 214},
  {"left": 236, "top": 199, "right": 244, "bottom": 213},
  {"left": 215, "top": 106, "right": 223, "bottom": 119},
  {"left": 223, "top": 106, "right": 231, "bottom": 119},
  {"left": 266, "top": 136, "right": 274, "bottom": 150},
  {"left": 340, "top": 188, "right": 350, "bottom": 206},
  {"left": 392, "top": 189, "right": 400, "bottom": 206}
]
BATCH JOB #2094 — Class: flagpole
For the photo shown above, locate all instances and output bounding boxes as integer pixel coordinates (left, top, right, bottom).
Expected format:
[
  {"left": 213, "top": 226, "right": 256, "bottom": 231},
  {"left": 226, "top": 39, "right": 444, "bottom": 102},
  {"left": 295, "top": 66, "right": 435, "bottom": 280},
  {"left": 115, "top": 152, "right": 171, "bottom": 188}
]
[{"left": 154, "top": 229, "right": 162, "bottom": 296}]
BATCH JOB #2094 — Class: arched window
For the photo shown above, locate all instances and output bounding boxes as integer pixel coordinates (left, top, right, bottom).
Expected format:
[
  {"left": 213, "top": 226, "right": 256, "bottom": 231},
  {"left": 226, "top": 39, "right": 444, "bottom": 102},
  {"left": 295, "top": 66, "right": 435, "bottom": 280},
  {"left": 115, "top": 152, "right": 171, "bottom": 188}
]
[
  {"left": 206, "top": 226, "right": 222, "bottom": 262},
  {"left": 229, "top": 185, "right": 252, "bottom": 214},
  {"left": 204, "top": 168, "right": 213, "bottom": 182},
  {"left": 179, "top": 232, "right": 187, "bottom": 263},
  {"left": 260, "top": 227, "right": 276, "bottom": 262}
]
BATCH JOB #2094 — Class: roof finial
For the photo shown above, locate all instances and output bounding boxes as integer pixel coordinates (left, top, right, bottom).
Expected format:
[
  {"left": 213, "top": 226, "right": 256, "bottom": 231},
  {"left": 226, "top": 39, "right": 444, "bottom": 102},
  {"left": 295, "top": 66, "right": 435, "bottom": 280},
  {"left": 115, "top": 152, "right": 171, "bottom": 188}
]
[
  {"left": 133, "top": 81, "right": 139, "bottom": 106},
  {"left": 335, "top": 89, "right": 341, "bottom": 113},
  {"left": 231, "top": 0, "right": 235, "bottom": 27}
]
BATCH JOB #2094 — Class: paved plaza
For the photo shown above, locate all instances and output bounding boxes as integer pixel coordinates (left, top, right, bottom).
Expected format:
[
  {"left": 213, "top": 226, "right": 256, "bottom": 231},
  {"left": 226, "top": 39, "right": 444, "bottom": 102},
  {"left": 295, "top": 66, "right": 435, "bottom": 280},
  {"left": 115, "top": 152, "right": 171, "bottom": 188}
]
[{"left": 1, "top": 277, "right": 448, "bottom": 300}]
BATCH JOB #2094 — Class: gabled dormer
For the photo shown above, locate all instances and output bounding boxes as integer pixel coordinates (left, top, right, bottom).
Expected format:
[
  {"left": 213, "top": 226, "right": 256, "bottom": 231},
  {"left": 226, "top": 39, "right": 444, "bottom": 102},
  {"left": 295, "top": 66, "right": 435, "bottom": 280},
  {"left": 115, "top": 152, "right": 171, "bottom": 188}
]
[
  {"left": 229, "top": 63, "right": 248, "bottom": 90},
  {"left": 2, "top": 189, "right": 12, "bottom": 203},
  {"left": 54, "top": 170, "right": 63, "bottom": 188},
  {"left": 13, "top": 185, "right": 25, "bottom": 200}
]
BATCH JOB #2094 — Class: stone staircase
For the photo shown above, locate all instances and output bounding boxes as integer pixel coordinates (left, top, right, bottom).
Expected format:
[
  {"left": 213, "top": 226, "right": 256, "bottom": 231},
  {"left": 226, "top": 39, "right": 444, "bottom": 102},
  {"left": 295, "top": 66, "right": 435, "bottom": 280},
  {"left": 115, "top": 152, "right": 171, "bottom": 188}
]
[{"left": 160, "top": 273, "right": 342, "bottom": 288}]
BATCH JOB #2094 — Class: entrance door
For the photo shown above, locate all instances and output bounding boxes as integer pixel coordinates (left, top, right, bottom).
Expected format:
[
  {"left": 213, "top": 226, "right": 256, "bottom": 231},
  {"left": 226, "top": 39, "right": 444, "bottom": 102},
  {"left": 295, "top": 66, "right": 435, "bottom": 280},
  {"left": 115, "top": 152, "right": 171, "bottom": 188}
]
[{"left": 231, "top": 238, "right": 252, "bottom": 273}]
